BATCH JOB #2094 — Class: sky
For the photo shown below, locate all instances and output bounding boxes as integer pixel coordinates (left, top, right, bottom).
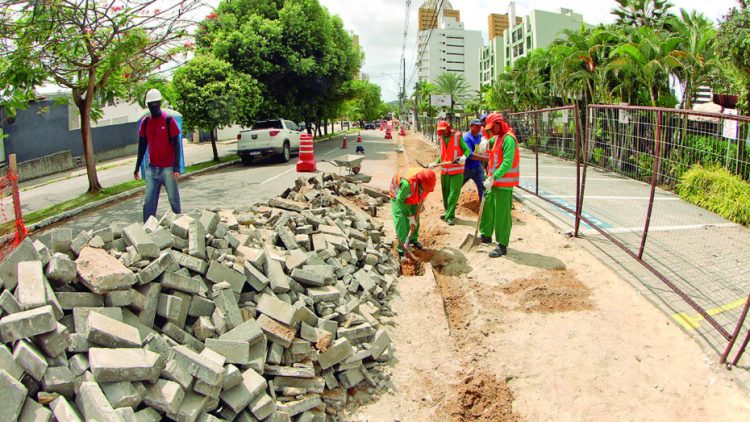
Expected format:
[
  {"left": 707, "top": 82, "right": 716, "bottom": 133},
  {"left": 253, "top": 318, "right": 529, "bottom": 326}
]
[{"left": 319, "top": 0, "right": 739, "bottom": 102}]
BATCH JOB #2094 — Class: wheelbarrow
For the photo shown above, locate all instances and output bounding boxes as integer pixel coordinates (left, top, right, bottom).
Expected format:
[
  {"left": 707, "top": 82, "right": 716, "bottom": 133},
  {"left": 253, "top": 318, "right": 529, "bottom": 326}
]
[{"left": 324, "top": 154, "right": 365, "bottom": 175}]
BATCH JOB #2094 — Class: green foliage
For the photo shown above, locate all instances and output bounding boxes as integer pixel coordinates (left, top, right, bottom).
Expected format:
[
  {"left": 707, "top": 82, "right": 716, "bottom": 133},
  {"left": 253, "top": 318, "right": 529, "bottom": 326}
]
[
  {"left": 612, "top": 0, "right": 674, "bottom": 28},
  {"left": 172, "top": 55, "right": 262, "bottom": 132},
  {"left": 677, "top": 164, "right": 750, "bottom": 225},
  {"left": 339, "top": 80, "right": 385, "bottom": 122}
]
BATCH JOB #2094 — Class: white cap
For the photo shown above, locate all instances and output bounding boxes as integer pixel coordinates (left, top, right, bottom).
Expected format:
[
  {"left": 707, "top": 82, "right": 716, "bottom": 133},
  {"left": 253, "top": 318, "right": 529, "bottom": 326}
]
[{"left": 145, "top": 88, "right": 162, "bottom": 105}]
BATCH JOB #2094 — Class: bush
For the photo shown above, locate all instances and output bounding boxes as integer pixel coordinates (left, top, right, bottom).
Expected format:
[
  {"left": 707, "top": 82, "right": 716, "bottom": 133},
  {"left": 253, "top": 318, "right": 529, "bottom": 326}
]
[{"left": 677, "top": 164, "right": 750, "bottom": 226}]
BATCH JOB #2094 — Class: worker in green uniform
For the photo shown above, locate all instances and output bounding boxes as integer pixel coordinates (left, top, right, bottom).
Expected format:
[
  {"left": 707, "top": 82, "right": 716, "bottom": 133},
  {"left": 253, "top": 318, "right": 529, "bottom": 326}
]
[
  {"left": 431, "top": 120, "right": 472, "bottom": 226},
  {"left": 389, "top": 167, "right": 437, "bottom": 256},
  {"left": 480, "top": 113, "right": 520, "bottom": 258}
]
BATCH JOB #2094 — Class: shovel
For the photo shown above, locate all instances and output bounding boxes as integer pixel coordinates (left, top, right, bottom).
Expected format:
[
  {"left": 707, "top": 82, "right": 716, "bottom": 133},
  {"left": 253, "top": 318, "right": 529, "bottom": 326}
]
[
  {"left": 401, "top": 224, "right": 418, "bottom": 262},
  {"left": 460, "top": 193, "right": 488, "bottom": 252}
]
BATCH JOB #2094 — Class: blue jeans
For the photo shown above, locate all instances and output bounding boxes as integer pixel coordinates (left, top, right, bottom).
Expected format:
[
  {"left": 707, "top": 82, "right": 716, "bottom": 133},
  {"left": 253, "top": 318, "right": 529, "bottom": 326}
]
[
  {"left": 143, "top": 165, "right": 181, "bottom": 222},
  {"left": 463, "top": 165, "right": 486, "bottom": 200}
]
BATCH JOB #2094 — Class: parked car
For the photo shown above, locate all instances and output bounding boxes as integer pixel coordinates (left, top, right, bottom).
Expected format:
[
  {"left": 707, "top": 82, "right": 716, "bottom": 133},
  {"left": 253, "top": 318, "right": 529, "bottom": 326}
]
[
  {"left": 364, "top": 122, "right": 375, "bottom": 130},
  {"left": 237, "top": 119, "right": 301, "bottom": 165}
]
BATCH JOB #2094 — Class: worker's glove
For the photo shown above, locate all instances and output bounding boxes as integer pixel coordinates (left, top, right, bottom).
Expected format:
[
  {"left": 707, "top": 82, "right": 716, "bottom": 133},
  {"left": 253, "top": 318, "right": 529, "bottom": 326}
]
[
  {"left": 427, "top": 162, "right": 440, "bottom": 169},
  {"left": 457, "top": 156, "right": 467, "bottom": 165},
  {"left": 483, "top": 176, "right": 494, "bottom": 191},
  {"left": 477, "top": 140, "right": 489, "bottom": 154},
  {"left": 408, "top": 216, "right": 417, "bottom": 227}
]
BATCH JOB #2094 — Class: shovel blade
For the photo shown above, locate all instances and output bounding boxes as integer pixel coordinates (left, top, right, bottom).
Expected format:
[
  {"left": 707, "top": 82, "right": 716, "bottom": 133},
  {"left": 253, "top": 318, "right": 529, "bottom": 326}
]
[{"left": 460, "top": 234, "right": 481, "bottom": 251}]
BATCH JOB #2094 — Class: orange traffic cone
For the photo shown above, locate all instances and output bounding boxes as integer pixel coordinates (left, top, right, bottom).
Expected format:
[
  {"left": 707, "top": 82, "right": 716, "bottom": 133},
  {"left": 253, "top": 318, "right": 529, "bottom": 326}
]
[
  {"left": 341, "top": 135, "right": 348, "bottom": 149},
  {"left": 357, "top": 132, "right": 362, "bottom": 142},
  {"left": 296, "top": 133, "right": 316, "bottom": 172}
]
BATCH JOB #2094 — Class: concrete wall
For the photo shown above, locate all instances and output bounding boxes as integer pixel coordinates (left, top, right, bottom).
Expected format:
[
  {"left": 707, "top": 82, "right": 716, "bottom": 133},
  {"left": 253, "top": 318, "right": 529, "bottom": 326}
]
[{"left": 16, "top": 151, "right": 74, "bottom": 181}]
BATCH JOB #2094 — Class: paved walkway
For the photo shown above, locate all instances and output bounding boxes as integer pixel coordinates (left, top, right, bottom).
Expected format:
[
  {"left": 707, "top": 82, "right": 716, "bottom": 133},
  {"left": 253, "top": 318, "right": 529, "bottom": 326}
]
[{"left": 514, "top": 149, "right": 750, "bottom": 365}]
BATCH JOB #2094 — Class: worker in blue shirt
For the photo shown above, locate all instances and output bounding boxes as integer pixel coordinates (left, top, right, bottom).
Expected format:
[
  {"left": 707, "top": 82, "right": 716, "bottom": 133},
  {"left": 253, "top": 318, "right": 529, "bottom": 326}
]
[{"left": 462, "top": 118, "right": 487, "bottom": 201}]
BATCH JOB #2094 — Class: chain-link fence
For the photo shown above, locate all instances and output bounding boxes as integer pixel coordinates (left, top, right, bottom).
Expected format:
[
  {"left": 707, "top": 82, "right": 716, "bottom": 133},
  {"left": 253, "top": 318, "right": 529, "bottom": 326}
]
[{"left": 504, "top": 105, "right": 750, "bottom": 368}]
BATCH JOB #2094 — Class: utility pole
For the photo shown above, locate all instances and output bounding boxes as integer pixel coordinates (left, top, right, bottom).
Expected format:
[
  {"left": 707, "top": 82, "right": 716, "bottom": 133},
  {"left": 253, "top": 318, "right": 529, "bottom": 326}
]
[
  {"left": 414, "top": 81, "right": 420, "bottom": 132},
  {"left": 401, "top": 57, "right": 406, "bottom": 121}
]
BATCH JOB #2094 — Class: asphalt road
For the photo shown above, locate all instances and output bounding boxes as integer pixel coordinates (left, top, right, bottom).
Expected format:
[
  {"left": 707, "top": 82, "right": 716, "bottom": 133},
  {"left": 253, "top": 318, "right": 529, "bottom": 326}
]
[{"left": 33, "top": 129, "right": 399, "bottom": 244}]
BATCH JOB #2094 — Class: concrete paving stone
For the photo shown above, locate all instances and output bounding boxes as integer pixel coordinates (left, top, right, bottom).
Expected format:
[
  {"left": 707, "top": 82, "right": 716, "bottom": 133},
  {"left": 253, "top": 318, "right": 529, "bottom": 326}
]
[
  {"left": 193, "top": 379, "right": 223, "bottom": 399},
  {"left": 114, "top": 407, "right": 137, "bottom": 422},
  {"left": 299, "top": 322, "right": 321, "bottom": 343},
  {"left": 256, "top": 294, "right": 297, "bottom": 325},
  {"left": 160, "top": 271, "right": 202, "bottom": 295},
  {"left": 92, "top": 227, "right": 115, "bottom": 244},
  {"left": 212, "top": 286, "right": 243, "bottom": 330},
  {"left": 72, "top": 308, "right": 123, "bottom": 334},
  {"left": 122, "top": 223, "right": 160, "bottom": 259},
  {"left": 316, "top": 318, "right": 337, "bottom": 337},
  {"left": 13, "top": 339, "right": 48, "bottom": 381},
  {"left": 171, "top": 215, "right": 193, "bottom": 239},
  {"left": 75, "top": 247, "right": 137, "bottom": 294},
  {"left": 161, "top": 321, "right": 204, "bottom": 352},
  {"left": 157, "top": 293, "right": 184, "bottom": 321},
  {"left": 68, "top": 353, "right": 89, "bottom": 377},
  {"left": 41, "top": 365, "right": 75, "bottom": 397},
  {"left": 290, "top": 338, "right": 312, "bottom": 355},
  {"left": 0, "top": 305, "right": 57, "bottom": 342},
  {"left": 368, "top": 328, "right": 391, "bottom": 359},
  {"left": 266, "top": 341, "right": 283, "bottom": 366},
  {"left": 219, "top": 368, "right": 267, "bottom": 414},
  {"left": 301, "top": 264, "right": 335, "bottom": 282},
  {"left": 169, "top": 390, "right": 209, "bottom": 422},
  {"left": 51, "top": 228, "right": 73, "bottom": 254},
  {"left": 162, "top": 358, "right": 194, "bottom": 390},
  {"left": 290, "top": 268, "right": 326, "bottom": 288},
  {"left": 70, "top": 230, "right": 92, "bottom": 256},
  {"left": 189, "top": 219, "right": 207, "bottom": 260},
  {"left": 241, "top": 261, "right": 268, "bottom": 294},
  {"left": 335, "top": 298, "right": 359, "bottom": 315},
  {"left": 276, "top": 395, "right": 323, "bottom": 417},
  {"left": 206, "top": 261, "right": 245, "bottom": 294},
  {"left": 16, "top": 260, "right": 48, "bottom": 311},
  {"left": 200, "top": 211, "right": 219, "bottom": 235},
  {"left": 273, "top": 376, "right": 326, "bottom": 395},
  {"left": 0, "top": 343, "right": 24, "bottom": 379},
  {"left": 284, "top": 249, "right": 308, "bottom": 272},
  {"left": 0, "top": 289, "right": 21, "bottom": 314},
  {"left": 134, "top": 407, "right": 162, "bottom": 422},
  {"left": 293, "top": 301, "right": 319, "bottom": 327},
  {"left": 136, "top": 283, "right": 161, "bottom": 328},
  {"left": 143, "top": 216, "right": 160, "bottom": 233},
  {"left": 188, "top": 295, "right": 215, "bottom": 318},
  {"left": 247, "top": 336, "right": 267, "bottom": 374},
  {"left": 57, "top": 292, "right": 103, "bottom": 310},
  {"left": 0, "top": 369, "right": 27, "bottom": 420},
  {"left": 112, "top": 238, "right": 127, "bottom": 252},
  {"left": 338, "top": 367, "right": 365, "bottom": 389},
  {"left": 105, "top": 289, "right": 133, "bottom": 307},
  {"left": 89, "top": 347, "right": 163, "bottom": 383},
  {"left": 266, "top": 258, "right": 291, "bottom": 293},
  {"left": 86, "top": 311, "right": 141, "bottom": 348},
  {"left": 205, "top": 338, "right": 250, "bottom": 365},
  {"left": 76, "top": 381, "right": 124, "bottom": 422},
  {"left": 49, "top": 396, "right": 83, "bottom": 422},
  {"left": 210, "top": 238, "right": 230, "bottom": 250},
  {"left": 172, "top": 345, "right": 225, "bottom": 387},
  {"left": 32, "top": 240, "right": 51, "bottom": 267},
  {"left": 150, "top": 226, "right": 176, "bottom": 250},
  {"left": 33, "top": 321, "right": 71, "bottom": 357},
  {"left": 170, "top": 250, "right": 209, "bottom": 274},
  {"left": 263, "top": 365, "right": 315, "bottom": 379},
  {"left": 0, "top": 238, "right": 39, "bottom": 291},
  {"left": 101, "top": 381, "right": 141, "bottom": 408},
  {"left": 18, "top": 398, "right": 52, "bottom": 422},
  {"left": 337, "top": 323, "right": 375, "bottom": 342},
  {"left": 256, "top": 314, "right": 295, "bottom": 348},
  {"left": 66, "top": 333, "right": 90, "bottom": 353},
  {"left": 222, "top": 364, "right": 242, "bottom": 390},
  {"left": 137, "top": 251, "right": 176, "bottom": 285},
  {"left": 174, "top": 236, "right": 189, "bottom": 250},
  {"left": 192, "top": 316, "right": 216, "bottom": 341},
  {"left": 317, "top": 338, "right": 354, "bottom": 370},
  {"left": 306, "top": 286, "right": 340, "bottom": 304},
  {"left": 46, "top": 253, "right": 77, "bottom": 283},
  {"left": 250, "top": 392, "right": 275, "bottom": 420},
  {"left": 87, "top": 235, "right": 104, "bottom": 249},
  {"left": 217, "top": 318, "right": 264, "bottom": 346},
  {"left": 143, "top": 379, "right": 185, "bottom": 414},
  {"left": 311, "top": 234, "right": 328, "bottom": 252},
  {"left": 353, "top": 270, "right": 376, "bottom": 292}
]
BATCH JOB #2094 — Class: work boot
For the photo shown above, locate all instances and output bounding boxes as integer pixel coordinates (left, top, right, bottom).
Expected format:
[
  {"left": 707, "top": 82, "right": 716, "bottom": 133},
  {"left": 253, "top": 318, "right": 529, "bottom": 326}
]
[
  {"left": 410, "top": 241, "right": 424, "bottom": 250},
  {"left": 439, "top": 214, "right": 446, "bottom": 221},
  {"left": 446, "top": 218, "right": 455, "bottom": 226},
  {"left": 489, "top": 244, "right": 507, "bottom": 258},
  {"left": 480, "top": 236, "right": 492, "bottom": 244}
]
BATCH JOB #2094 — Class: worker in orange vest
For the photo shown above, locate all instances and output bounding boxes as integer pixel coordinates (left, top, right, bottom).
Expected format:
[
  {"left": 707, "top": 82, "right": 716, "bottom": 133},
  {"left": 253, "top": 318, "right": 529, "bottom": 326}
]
[
  {"left": 389, "top": 167, "right": 437, "bottom": 256},
  {"left": 431, "top": 120, "right": 472, "bottom": 225},
  {"left": 480, "top": 113, "right": 520, "bottom": 257}
]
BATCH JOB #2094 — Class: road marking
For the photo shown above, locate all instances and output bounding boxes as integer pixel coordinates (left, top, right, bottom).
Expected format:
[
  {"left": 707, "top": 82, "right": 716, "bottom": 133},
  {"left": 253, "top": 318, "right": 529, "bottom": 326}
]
[
  {"left": 583, "top": 222, "right": 738, "bottom": 235},
  {"left": 258, "top": 146, "right": 341, "bottom": 185},
  {"left": 672, "top": 297, "right": 748, "bottom": 331}
]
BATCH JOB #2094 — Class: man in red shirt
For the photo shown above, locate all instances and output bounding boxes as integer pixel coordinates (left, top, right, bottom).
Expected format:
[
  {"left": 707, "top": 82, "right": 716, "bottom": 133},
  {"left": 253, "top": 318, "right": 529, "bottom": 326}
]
[{"left": 134, "top": 89, "right": 182, "bottom": 222}]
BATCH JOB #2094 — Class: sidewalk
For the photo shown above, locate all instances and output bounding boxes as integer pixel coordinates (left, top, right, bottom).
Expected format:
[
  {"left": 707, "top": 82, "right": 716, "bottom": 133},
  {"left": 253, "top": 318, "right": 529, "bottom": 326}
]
[{"left": 514, "top": 149, "right": 750, "bottom": 363}]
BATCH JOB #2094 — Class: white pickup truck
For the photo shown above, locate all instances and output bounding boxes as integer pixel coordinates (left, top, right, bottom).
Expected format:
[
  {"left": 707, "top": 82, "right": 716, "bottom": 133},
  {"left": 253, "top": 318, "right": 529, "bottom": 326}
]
[{"left": 237, "top": 119, "right": 302, "bottom": 165}]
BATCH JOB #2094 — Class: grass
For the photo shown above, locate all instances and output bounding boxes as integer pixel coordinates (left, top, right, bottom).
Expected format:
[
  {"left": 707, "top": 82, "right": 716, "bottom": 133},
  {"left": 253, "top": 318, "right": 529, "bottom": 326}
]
[
  {"left": 676, "top": 164, "right": 750, "bottom": 226},
  {"left": 21, "top": 154, "right": 240, "bottom": 227}
]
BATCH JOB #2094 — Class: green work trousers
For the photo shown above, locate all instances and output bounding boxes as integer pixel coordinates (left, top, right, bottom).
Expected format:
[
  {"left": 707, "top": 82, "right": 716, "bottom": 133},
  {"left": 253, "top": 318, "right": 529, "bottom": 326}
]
[
  {"left": 479, "top": 187, "right": 513, "bottom": 247},
  {"left": 391, "top": 199, "right": 420, "bottom": 254},
  {"left": 440, "top": 173, "right": 463, "bottom": 220}
]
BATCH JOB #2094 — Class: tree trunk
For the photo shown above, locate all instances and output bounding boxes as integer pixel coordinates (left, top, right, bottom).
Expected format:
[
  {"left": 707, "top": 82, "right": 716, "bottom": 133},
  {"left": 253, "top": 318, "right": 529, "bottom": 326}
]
[
  {"left": 77, "top": 92, "right": 102, "bottom": 194},
  {"left": 210, "top": 128, "right": 219, "bottom": 162},
  {"left": 324, "top": 120, "right": 328, "bottom": 136}
]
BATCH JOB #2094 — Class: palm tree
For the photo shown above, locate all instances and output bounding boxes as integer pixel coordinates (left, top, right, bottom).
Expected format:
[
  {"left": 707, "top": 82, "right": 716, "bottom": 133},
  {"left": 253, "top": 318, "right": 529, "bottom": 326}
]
[
  {"left": 612, "top": 0, "right": 674, "bottom": 28},
  {"left": 666, "top": 9, "right": 717, "bottom": 110},
  {"left": 434, "top": 72, "right": 470, "bottom": 119}
]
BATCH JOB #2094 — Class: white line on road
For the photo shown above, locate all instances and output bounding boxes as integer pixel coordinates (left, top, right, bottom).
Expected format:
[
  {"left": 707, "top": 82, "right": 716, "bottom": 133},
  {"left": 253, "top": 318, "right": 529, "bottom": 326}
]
[
  {"left": 259, "top": 146, "right": 341, "bottom": 185},
  {"left": 584, "top": 222, "right": 738, "bottom": 234}
]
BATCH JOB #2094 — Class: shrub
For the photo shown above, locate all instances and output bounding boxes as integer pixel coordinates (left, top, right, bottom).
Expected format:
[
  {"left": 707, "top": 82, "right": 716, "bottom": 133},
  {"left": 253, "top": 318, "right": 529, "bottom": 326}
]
[{"left": 677, "top": 164, "right": 750, "bottom": 226}]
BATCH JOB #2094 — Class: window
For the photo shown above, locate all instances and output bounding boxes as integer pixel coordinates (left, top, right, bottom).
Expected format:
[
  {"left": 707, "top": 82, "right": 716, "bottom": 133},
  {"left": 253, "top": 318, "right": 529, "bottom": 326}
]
[{"left": 527, "top": 36, "right": 532, "bottom": 49}]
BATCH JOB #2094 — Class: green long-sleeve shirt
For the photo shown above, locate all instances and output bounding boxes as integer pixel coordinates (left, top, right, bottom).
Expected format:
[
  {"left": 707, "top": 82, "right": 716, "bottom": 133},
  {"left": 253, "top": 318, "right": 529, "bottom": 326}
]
[
  {"left": 393, "top": 179, "right": 420, "bottom": 217},
  {"left": 435, "top": 134, "right": 471, "bottom": 164},
  {"left": 491, "top": 134, "right": 517, "bottom": 190}
]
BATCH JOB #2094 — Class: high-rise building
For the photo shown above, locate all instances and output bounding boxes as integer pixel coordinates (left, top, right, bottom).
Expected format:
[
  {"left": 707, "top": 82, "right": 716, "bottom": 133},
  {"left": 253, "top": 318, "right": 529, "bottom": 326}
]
[
  {"left": 487, "top": 13, "right": 518, "bottom": 41},
  {"left": 416, "top": 1, "right": 482, "bottom": 94},
  {"left": 419, "top": 0, "right": 460, "bottom": 31}
]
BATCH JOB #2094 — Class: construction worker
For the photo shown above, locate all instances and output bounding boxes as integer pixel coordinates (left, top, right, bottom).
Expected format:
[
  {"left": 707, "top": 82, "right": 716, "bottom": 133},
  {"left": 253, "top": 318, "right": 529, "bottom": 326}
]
[
  {"left": 432, "top": 120, "right": 471, "bottom": 226},
  {"left": 462, "top": 119, "right": 487, "bottom": 201},
  {"left": 480, "top": 113, "right": 519, "bottom": 258},
  {"left": 389, "top": 168, "right": 437, "bottom": 256}
]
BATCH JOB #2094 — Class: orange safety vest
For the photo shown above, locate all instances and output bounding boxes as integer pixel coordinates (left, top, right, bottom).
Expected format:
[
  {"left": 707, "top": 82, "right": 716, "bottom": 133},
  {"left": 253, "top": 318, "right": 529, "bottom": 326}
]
[
  {"left": 487, "top": 132, "right": 520, "bottom": 188},
  {"left": 440, "top": 132, "right": 465, "bottom": 176},
  {"left": 389, "top": 174, "right": 420, "bottom": 205}
]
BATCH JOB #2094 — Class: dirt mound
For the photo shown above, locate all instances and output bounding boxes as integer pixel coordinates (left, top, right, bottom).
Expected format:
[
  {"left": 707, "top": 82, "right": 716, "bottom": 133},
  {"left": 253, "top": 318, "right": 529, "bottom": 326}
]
[
  {"left": 501, "top": 270, "right": 595, "bottom": 313},
  {"left": 400, "top": 257, "right": 424, "bottom": 276},
  {"left": 430, "top": 248, "right": 472, "bottom": 276},
  {"left": 444, "top": 372, "right": 519, "bottom": 422},
  {"left": 458, "top": 196, "right": 481, "bottom": 216}
]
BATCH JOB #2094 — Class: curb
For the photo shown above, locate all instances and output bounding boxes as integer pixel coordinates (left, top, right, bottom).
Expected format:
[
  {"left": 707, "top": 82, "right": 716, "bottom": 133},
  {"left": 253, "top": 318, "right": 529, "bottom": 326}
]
[{"left": 28, "top": 158, "right": 240, "bottom": 233}]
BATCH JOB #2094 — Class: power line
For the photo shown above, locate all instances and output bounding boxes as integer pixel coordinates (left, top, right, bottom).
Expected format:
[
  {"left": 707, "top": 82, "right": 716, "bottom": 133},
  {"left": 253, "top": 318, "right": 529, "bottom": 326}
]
[{"left": 407, "top": 0, "right": 445, "bottom": 97}]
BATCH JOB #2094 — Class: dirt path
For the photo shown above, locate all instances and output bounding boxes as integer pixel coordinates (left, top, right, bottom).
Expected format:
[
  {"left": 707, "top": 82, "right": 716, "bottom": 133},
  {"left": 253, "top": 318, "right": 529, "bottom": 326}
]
[{"left": 351, "top": 133, "right": 750, "bottom": 421}]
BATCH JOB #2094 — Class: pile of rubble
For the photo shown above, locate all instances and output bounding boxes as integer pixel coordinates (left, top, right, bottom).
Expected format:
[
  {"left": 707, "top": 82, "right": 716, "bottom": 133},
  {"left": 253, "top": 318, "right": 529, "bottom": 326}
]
[{"left": 0, "top": 174, "right": 399, "bottom": 421}]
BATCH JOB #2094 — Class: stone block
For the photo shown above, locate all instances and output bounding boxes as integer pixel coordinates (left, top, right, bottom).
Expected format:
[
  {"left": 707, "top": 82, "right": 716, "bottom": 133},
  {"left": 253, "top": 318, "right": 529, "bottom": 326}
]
[
  {"left": 75, "top": 381, "right": 123, "bottom": 422},
  {"left": 0, "top": 289, "right": 21, "bottom": 314},
  {"left": 46, "top": 253, "right": 77, "bottom": 283},
  {"left": 318, "top": 338, "right": 354, "bottom": 370},
  {"left": 32, "top": 239, "right": 51, "bottom": 266},
  {"left": 276, "top": 395, "right": 323, "bottom": 417},
  {"left": 100, "top": 381, "right": 142, "bottom": 409},
  {"left": 171, "top": 215, "right": 193, "bottom": 239},
  {"left": 18, "top": 398, "right": 52, "bottom": 422},
  {"left": 72, "top": 307, "right": 122, "bottom": 334},
  {"left": 57, "top": 292, "right": 103, "bottom": 310},
  {"left": 189, "top": 219, "right": 207, "bottom": 259},
  {"left": 33, "top": 322, "right": 70, "bottom": 357},
  {"left": 150, "top": 227, "right": 175, "bottom": 250},
  {"left": 0, "top": 344, "right": 24, "bottom": 379},
  {"left": 206, "top": 261, "right": 245, "bottom": 294},
  {"left": 250, "top": 393, "right": 275, "bottom": 420},
  {"left": 170, "top": 250, "right": 208, "bottom": 274},
  {"left": 161, "top": 271, "right": 202, "bottom": 294},
  {"left": 144, "top": 379, "right": 185, "bottom": 414},
  {"left": 13, "top": 340, "right": 48, "bottom": 381},
  {"left": 86, "top": 311, "right": 141, "bottom": 348},
  {"left": 205, "top": 338, "right": 250, "bottom": 365},
  {"left": 157, "top": 294, "right": 184, "bottom": 321},
  {"left": 172, "top": 345, "right": 225, "bottom": 387},
  {"left": 257, "top": 314, "right": 295, "bottom": 348},
  {"left": 50, "top": 228, "right": 73, "bottom": 253},
  {"left": 306, "top": 286, "right": 340, "bottom": 303},
  {"left": 42, "top": 365, "right": 75, "bottom": 397},
  {"left": 264, "top": 365, "right": 315, "bottom": 378},
  {"left": 0, "top": 369, "right": 27, "bottom": 420},
  {"left": 169, "top": 391, "right": 209, "bottom": 422},
  {"left": 256, "top": 294, "right": 297, "bottom": 325},
  {"left": 0, "top": 305, "right": 57, "bottom": 342},
  {"left": 338, "top": 367, "right": 364, "bottom": 389},
  {"left": 75, "top": 247, "right": 137, "bottom": 294},
  {"left": 161, "top": 321, "right": 204, "bottom": 352},
  {"left": 219, "top": 368, "right": 267, "bottom": 413},
  {"left": 49, "top": 396, "right": 82, "bottom": 422},
  {"left": 273, "top": 376, "right": 325, "bottom": 394},
  {"left": 122, "top": 223, "right": 160, "bottom": 258},
  {"left": 70, "top": 230, "right": 92, "bottom": 256},
  {"left": 212, "top": 285, "right": 243, "bottom": 330},
  {"left": 89, "top": 347, "right": 163, "bottom": 383},
  {"left": 16, "top": 261, "right": 48, "bottom": 312},
  {"left": 266, "top": 258, "right": 290, "bottom": 293},
  {"left": 105, "top": 290, "right": 133, "bottom": 307},
  {"left": 192, "top": 316, "right": 216, "bottom": 341},
  {"left": 136, "top": 283, "right": 161, "bottom": 328},
  {"left": 188, "top": 295, "right": 215, "bottom": 318},
  {"left": 222, "top": 364, "right": 243, "bottom": 390},
  {"left": 290, "top": 268, "right": 325, "bottom": 287},
  {"left": 137, "top": 251, "right": 175, "bottom": 285},
  {"left": 243, "top": 260, "right": 269, "bottom": 292},
  {"left": 200, "top": 211, "right": 219, "bottom": 234},
  {"left": 162, "top": 358, "right": 193, "bottom": 390}
]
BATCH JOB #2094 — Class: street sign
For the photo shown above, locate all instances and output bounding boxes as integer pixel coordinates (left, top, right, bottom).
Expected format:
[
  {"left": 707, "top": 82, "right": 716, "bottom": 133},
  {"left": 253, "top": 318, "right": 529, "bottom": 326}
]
[{"left": 430, "top": 94, "right": 452, "bottom": 107}]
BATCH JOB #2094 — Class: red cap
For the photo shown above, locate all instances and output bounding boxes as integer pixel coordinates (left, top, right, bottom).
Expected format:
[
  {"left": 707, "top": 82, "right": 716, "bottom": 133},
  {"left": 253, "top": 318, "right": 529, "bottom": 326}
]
[
  {"left": 436, "top": 120, "right": 451, "bottom": 134},
  {"left": 417, "top": 169, "right": 436, "bottom": 193}
]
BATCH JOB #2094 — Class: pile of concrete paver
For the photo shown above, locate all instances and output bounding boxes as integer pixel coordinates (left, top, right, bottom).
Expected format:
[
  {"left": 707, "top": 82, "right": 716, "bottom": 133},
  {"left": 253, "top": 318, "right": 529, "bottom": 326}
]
[{"left": 0, "top": 174, "right": 398, "bottom": 421}]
